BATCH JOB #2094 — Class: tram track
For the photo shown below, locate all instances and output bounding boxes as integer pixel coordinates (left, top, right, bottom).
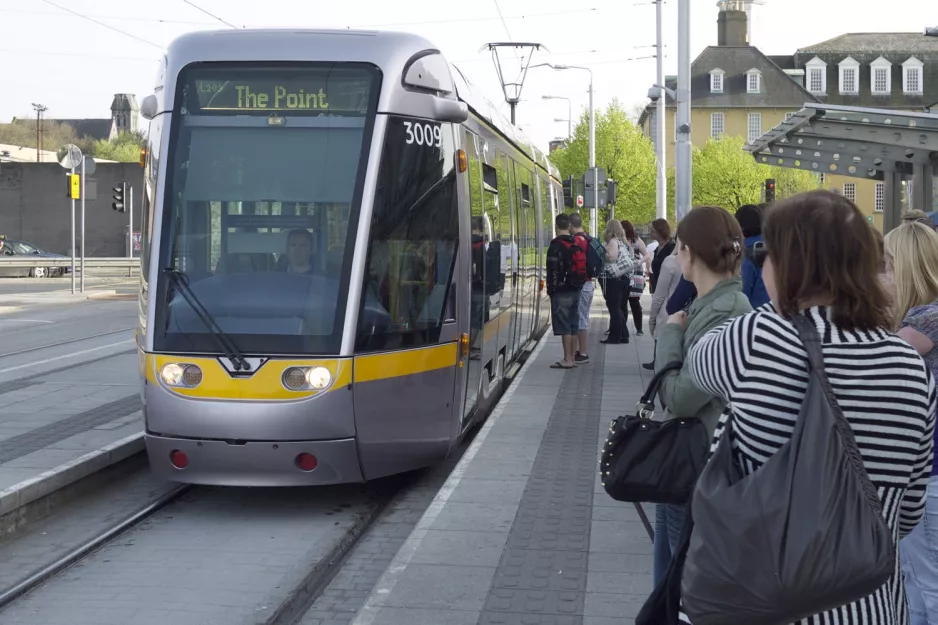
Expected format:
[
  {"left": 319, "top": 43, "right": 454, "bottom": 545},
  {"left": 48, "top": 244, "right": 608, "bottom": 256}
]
[
  {"left": 0, "top": 482, "right": 191, "bottom": 611},
  {"left": 0, "top": 327, "right": 135, "bottom": 359},
  {"left": 0, "top": 453, "right": 409, "bottom": 624}
]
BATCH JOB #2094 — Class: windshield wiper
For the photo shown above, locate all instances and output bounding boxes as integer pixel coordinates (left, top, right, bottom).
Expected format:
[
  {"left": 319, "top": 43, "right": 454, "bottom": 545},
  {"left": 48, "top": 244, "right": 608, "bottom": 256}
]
[{"left": 163, "top": 268, "right": 251, "bottom": 372}]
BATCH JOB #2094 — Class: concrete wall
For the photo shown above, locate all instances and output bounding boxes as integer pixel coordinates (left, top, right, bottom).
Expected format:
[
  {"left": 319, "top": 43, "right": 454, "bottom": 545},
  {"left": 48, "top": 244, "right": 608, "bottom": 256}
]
[{"left": 0, "top": 162, "right": 143, "bottom": 256}]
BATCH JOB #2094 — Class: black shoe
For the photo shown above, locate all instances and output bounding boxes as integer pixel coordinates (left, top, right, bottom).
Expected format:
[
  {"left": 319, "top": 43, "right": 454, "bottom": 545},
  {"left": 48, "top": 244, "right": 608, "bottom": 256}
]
[
  {"left": 600, "top": 339, "right": 619, "bottom": 345},
  {"left": 575, "top": 352, "right": 590, "bottom": 363},
  {"left": 620, "top": 338, "right": 630, "bottom": 344},
  {"left": 635, "top": 331, "right": 644, "bottom": 337},
  {"left": 642, "top": 361, "right": 654, "bottom": 370}
]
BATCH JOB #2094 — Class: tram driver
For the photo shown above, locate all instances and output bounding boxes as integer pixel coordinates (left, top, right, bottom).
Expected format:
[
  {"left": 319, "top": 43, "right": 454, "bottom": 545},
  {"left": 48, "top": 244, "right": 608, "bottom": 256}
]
[{"left": 280, "top": 228, "right": 316, "bottom": 275}]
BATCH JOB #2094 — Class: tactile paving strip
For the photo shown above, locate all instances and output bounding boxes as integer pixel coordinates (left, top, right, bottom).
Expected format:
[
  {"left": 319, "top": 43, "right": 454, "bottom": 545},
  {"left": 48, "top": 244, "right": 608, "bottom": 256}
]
[{"left": 477, "top": 320, "right": 605, "bottom": 625}]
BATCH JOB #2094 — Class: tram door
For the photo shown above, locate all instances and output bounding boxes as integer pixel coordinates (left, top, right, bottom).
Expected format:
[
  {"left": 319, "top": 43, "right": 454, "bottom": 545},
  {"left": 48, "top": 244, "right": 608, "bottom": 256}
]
[
  {"left": 515, "top": 164, "right": 536, "bottom": 343},
  {"left": 495, "top": 150, "right": 517, "bottom": 361},
  {"left": 461, "top": 130, "right": 484, "bottom": 425}
]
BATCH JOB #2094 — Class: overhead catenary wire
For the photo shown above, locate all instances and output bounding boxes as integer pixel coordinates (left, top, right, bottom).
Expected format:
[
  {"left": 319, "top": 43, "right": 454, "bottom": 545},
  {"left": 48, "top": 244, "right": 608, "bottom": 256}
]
[
  {"left": 0, "top": 8, "right": 215, "bottom": 26},
  {"left": 180, "top": 0, "right": 240, "bottom": 29},
  {"left": 38, "top": 0, "right": 163, "bottom": 49}
]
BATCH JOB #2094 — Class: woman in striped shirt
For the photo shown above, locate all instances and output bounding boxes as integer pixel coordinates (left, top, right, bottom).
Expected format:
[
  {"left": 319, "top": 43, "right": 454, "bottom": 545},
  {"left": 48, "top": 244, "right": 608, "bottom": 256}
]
[{"left": 684, "top": 190, "right": 936, "bottom": 625}]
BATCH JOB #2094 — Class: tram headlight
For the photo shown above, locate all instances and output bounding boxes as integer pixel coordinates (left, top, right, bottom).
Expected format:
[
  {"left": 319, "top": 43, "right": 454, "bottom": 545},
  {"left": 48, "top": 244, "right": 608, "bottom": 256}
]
[
  {"left": 281, "top": 366, "right": 334, "bottom": 392},
  {"left": 306, "top": 367, "right": 331, "bottom": 390},
  {"left": 159, "top": 363, "right": 203, "bottom": 388}
]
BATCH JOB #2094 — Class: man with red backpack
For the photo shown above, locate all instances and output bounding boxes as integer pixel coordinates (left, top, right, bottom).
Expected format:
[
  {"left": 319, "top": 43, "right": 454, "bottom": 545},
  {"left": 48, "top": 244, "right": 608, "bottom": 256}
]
[
  {"left": 546, "top": 213, "right": 587, "bottom": 369},
  {"left": 570, "top": 213, "right": 604, "bottom": 364}
]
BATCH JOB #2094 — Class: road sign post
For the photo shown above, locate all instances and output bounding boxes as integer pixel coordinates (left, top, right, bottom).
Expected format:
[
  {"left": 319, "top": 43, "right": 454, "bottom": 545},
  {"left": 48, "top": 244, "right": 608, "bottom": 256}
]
[
  {"left": 59, "top": 144, "right": 83, "bottom": 295},
  {"left": 80, "top": 158, "right": 86, "bottom": 294}
]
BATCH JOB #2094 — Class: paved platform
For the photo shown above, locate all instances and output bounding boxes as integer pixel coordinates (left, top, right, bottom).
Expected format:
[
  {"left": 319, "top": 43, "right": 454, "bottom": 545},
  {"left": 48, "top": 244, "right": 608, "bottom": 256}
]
[
  {"left": 350, "top": 305, "right": 657, "bottom": 625},
  {"left": 0, "top": 299, "right": 141, "bottom": 524}
]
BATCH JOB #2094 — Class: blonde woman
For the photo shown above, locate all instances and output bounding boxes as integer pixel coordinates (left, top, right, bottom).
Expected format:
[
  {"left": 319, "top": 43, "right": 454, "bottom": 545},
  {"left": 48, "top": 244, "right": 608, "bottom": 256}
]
[
  {"left": 884, "top": 222, "right": 938, "bottom": 625},
  {"left": 601, "top": 219, "right": 629, "bottom": 344}
]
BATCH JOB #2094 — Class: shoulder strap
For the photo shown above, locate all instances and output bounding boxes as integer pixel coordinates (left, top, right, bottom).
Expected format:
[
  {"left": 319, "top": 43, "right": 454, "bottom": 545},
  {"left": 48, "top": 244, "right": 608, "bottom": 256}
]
[
  {"left": 637, "top": 361, "right": 683, "bottom": 417},
  {"left": 790, "top": 313, "right": 886, "bottom": 518}
]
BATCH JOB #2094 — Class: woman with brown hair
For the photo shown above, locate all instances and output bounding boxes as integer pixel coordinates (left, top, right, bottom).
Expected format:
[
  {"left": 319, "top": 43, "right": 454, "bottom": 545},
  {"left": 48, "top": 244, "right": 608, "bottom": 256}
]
[
  {"left": 621, "top": 220, "right": 650, "bottom": 337},
  {"left": 683, "top": 190, "right": 936, "bottom": 624},
  {"left": 653, "top": 205, "right": 752, "bottom": 560}
]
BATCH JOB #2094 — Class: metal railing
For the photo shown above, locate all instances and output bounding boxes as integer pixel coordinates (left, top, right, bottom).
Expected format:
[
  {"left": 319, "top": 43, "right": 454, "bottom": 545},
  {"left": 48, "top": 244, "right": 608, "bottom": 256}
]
[{"left": 0, "top": 257, "right": 139, "bottom": 269}]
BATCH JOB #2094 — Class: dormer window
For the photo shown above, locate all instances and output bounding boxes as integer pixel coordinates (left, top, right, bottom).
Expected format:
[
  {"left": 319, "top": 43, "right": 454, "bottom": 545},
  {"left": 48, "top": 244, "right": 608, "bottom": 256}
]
[
  {"left": 871, "top": 57, "right": 892, "bottom": 95},
  {"left": 838, "top": 57, "right": 860, "bottom": 95},
  {"left": 903, "top": 56, "right": 924, "bottom": 95},
  {"left": 806, "top": 56, "right": 827, "bottom": 94},
  {"left": 746, "top": 69, "right": 762, "bottom": 94},
  {"left": 710, "top": 69, "right": 725, "bottom": 93}
]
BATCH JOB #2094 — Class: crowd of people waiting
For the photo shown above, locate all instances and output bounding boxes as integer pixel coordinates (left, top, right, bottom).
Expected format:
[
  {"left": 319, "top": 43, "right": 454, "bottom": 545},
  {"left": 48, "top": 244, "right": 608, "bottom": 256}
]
[{"left": 546, "top": 190, "right": 938, "bottom": 624}]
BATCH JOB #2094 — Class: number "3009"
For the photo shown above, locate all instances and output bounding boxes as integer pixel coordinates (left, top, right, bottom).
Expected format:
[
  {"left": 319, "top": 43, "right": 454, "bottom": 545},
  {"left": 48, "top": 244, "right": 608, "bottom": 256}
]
[{"left": 403, "top": 121, "right": 442, "bottom": 147}]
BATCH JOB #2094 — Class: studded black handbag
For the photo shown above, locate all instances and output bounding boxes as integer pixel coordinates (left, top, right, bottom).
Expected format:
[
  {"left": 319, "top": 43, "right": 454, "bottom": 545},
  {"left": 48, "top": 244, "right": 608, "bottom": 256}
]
[{"left": 600, "top": 361, "right": 711, "bottom": 504}]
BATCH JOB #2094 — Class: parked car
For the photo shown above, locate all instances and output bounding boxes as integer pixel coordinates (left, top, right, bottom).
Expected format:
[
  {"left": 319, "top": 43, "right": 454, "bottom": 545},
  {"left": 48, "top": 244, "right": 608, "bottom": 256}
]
[{"left": 0, "top": 239, "right": 70, "bottom": 278}]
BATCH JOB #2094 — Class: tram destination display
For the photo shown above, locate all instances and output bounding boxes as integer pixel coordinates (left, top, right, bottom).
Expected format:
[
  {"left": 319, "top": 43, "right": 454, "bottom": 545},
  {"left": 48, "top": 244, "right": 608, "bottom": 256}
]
[{"left": 186, "top": 65, "right": 377, "bottom": 115}]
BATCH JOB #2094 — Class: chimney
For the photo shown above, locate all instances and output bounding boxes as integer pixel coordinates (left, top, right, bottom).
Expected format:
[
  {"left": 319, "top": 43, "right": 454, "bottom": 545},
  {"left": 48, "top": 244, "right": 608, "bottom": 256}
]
[{"left": 718, "top": 1, "right": 749, "bottom": 46}]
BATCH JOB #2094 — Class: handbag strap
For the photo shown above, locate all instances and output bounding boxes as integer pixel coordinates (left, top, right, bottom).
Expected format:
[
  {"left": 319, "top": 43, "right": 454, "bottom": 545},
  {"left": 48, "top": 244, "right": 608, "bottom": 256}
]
[
  {"left": 790, "top": 313, "right": 886, "bottom": 518},
  {"left": 637, "top": 361, "right": 684, "bottom": 417}
]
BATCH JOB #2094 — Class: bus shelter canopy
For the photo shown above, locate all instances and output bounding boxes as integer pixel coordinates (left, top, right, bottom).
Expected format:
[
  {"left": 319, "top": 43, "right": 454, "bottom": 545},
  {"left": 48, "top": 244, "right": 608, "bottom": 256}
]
[{"left": 745, "top": 103, "right": 938, "bottom": 182}]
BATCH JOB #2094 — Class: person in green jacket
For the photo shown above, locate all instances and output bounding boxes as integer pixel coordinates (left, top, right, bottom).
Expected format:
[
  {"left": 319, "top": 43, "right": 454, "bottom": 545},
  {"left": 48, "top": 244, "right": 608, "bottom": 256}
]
[{"left": 653, "top": 205, "right": 753, "bottom": 561}]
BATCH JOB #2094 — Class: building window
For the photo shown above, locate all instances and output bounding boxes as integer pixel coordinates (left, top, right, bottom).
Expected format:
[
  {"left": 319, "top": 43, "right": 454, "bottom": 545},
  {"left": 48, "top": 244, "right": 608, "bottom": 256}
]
[
  {"left": 871, "top": 57, "right": 892, "bottom": 95},
  {"left": 875, "top": 182, "right": 885, "bottom": 212},
  {"left": 746, "top": 69, "right": 761, "bottom": 94},
  {"left": 710, "top": 69, "right": 724, "bottom": 93},
  {"left": 748, "top": 113, "right": 762, "bottom": 143},
  {"left": 904, "top": 57, "right": 925, "bottom": 94},
  {"left": 841, "top": 68, "right": 857, "bottom": 94},
  {"left": 806, "top": 56, "right": 828, "bottom": 94},
  {"left": 843, "top": 182, "right": 857, "bottom": 202},
  {"left": 839, "top": 57, "right": 860, "bottom": 95},
  {"left": 711, "top": 112, "right": 725, "bottom": 139}
]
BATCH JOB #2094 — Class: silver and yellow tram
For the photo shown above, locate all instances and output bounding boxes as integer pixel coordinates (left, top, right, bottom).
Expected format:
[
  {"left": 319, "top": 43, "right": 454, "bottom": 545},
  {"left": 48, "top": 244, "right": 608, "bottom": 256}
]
[{"left": 135, "top": 29, "right": 564, "bottom": 486}]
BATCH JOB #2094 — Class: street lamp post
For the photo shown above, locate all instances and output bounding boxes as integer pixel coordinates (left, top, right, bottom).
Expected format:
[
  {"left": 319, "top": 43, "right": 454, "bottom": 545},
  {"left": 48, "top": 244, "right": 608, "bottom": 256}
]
[
  {"left": 655, "top": 0, "right": 667, "bottom": 220},
  {"left": 553, "top": 118, "right": 571, "bottom": 138},
  {"left": 534, "top": 64, "right": 596, "bottom": 236},
  {"left": 542, "top": 95, "right": 572, "bottom": 140},
  {"left": 675, "top": 0, "right": 692, "bottom": 220}
]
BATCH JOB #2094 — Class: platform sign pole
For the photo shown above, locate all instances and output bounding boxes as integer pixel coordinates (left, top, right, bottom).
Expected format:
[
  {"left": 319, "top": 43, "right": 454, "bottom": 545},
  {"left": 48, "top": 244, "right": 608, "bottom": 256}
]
[
  {"left": 80, "top": 158, "right": 85, "bottom": 294},
  {"left": 128, "top": 186, "right": 134, "bottom": 259},
  {"left": 70, "top": 166, "right": 76, "bottom": 294}
]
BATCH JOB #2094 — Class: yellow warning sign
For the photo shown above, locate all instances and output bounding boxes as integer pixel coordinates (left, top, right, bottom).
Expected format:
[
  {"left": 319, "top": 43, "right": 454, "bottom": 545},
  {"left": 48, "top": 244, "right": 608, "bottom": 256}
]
[{"left": 68, "top": 174, "right": 80, "bottom": 199}]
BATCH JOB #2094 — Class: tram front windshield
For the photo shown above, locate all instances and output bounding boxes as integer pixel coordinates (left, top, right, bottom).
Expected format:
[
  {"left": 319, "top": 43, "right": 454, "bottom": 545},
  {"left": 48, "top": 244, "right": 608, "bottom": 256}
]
[{"left": 154, "top": 63, "right": 380, "bottom": 355}]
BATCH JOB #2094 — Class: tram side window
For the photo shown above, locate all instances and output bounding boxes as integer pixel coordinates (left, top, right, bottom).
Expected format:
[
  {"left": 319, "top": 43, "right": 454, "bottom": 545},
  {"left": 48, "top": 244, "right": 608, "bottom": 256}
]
[{"left": 355, "top": 117, "right": 459, "bottom": 352}]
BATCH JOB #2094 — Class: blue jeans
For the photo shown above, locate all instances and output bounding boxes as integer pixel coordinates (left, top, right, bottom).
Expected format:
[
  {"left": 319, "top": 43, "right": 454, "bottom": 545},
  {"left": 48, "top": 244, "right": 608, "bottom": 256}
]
[
  {"left": 652, "top": 503, "right": 687, "bottom": 586},
  {"left": 653, "top": 504, "right": 673, "bottom": 586},
  {"left": 901, "top": 476, "right": 938, "bottom": 625}
]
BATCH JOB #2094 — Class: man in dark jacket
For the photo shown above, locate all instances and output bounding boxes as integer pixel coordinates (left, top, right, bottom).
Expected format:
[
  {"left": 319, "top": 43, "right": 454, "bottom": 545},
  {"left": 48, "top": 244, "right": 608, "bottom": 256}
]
[
  {"left": 546, "top": 213, "right": 583, "bottom": 369},
  {"left": 735, "top": 204, "right": 770, "bottom": 308}
]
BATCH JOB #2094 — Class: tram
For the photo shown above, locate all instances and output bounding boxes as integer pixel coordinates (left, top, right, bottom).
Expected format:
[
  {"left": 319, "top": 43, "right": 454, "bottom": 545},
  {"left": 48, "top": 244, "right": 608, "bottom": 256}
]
[{"left": 135, "top": 29, "right": 563, "bottom": 486}]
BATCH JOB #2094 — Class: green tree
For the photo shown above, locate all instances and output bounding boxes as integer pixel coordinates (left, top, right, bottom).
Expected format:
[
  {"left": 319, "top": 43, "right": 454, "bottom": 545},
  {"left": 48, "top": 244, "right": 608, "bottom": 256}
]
[
  {"left": 550, "top": 98, "right": 657, "bottom": 230},
  {"left": 692, "top": 135, "right": 820, "bottom": 210},
  {"left": 0, "top": 119, "right": 80, "bottom": 154},
  {"left": 89, "top": 131, "right": 146, "bottom": 163}
]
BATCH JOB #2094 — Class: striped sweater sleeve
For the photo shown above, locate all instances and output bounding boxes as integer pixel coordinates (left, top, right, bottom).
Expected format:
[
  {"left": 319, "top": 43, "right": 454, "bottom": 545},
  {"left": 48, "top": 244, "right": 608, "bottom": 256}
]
[
  {"left": 899, "top": 368, "right": 936, "bottom": 537},
  {"left": 687, "top": 311, "right": 761, "bottom": 402}
]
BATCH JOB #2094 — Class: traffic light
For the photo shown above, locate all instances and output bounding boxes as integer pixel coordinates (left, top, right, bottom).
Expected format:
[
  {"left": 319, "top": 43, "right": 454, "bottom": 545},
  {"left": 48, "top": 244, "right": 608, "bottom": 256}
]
[
  {"left": 606, "top": 180, "right": 618, "bottom": 206},
  {"left": 562, "top": 176, "right": 574, "bottom": 208},
  {"left": 112, "top": 182, "right": 126, "bottom": 212},
  {"left": 765, "top": 178, "right": 776, "bottom": 203}
]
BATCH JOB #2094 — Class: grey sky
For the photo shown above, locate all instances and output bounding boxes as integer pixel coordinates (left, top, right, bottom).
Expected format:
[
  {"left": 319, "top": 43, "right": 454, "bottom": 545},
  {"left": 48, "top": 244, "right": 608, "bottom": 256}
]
[{"left": 1, "top": 0, "right": 934, "bottom": 150}]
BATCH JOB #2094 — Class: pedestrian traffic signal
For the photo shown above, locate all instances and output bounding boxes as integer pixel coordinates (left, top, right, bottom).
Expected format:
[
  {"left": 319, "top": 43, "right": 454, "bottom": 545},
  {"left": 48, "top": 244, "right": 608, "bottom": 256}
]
[
  {"left": 562, "top": 176, "right": 574, "bottom": 208},
  {"left": 606, "top": 180, "right": 618, "bottom": 206},
  {"left": 765, "top": 178, "right": 776, "bottom": 203},
  {"left": 112, "top": 182, "right": 126, "bottom": 212}
]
